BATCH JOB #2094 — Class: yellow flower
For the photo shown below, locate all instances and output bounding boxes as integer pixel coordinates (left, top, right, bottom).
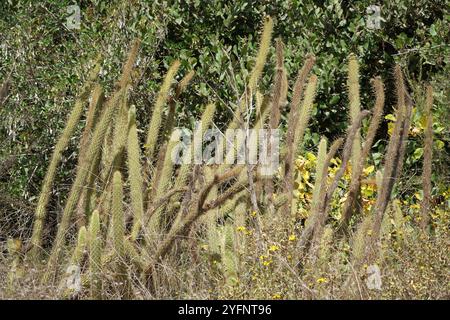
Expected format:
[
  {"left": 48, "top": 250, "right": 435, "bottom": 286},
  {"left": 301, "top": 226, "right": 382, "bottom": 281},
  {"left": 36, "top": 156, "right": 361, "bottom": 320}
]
[
  {"left": 330, "top": 157, "right": 340, "bottom": 166},
  {"left": 316, "top": 277, "right": 328, "bottom": 284},
  {"left": 363, "top": 165, "right": 375, "bottom": 176},
  {"left": 295, "top": 156, "right": 306, "bottom": 169},
  {"left": 288, "top": 234, "right": 297, "bottom": 241},
  {"left": 272, "top": 293, "right": 282, "bottom": 299},
  {"left": 302, "top": 170, "right": 310, "bottom": 182},
  {"left": 262, "top": 260, "right": 272, "bottom": 267},
  {"left": 236, "top": 226, "right": 246, "bottom": 232},
  {"left": 306, "top": 152, "right": 317, "bottom": 163},
  {"left": 269, "top": 245, "right": 279, "bottom": 252},
  {"left": 251, "top": 211, "right": 257, "bottom": 217}
]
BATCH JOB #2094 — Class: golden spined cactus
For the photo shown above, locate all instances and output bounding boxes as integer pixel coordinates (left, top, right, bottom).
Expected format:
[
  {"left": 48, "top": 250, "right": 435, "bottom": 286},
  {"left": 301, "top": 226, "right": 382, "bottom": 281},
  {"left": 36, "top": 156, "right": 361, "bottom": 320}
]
[
  {"left": 110, "top": 87, "right": 131, "bottom": 173},
  {"left": 296, "top": 137, "right": 327, "bottom": 251},
  {"left": 308, "top": 137, "right": 328, "bottom": 227},
  {"left": 266, "top": 38, "right": 287, "bottom": 207},
  {"left": 339, "top": 77, "right": 385, "bottom": 233},
  {"left": 283, "top": 54, "right": 316, "bottom": 195},
  {"left": 270, "top": 38, "right": 288, "bottom": 129},
  {"left": 162, "top": 70, "right": 196, "bottom": 141},
  {"left": 112, "top": 171, "right": 125, "bottom": 260},
  {"left": 283, "top": 74, "right": 318, "bottom": 214},
  {"left": 30, "top": 58, "right": 102, "bottom": 262},
  {"left": 145, "top": 60, "right": 181, "bottom": 161},
  {"left": 71, "top": 226, "right": 88, "bottom": 267},
  {"left": 221, "top": 221, "right": 238, "bottom": 288},
  {"left": 318, "top": 226, "right": 333, "bottom": 267},
  {"left": 203, "top": 166, "right": 220, "bottom": 256},
  {"left": 146, "top": 129, "right": 182, "bottom": 240},
  {"left": 347, "top": 54, "right": 362, "bottom": 171},
  {"left": 233, "top": 200, "right": 248, "bottom": 259},
  {"left": 232, "top": 15, "right": 273, "bottom": 126},
  {"left": 371, "top": 65, "right": 407, "bottom": 246},
  {"left": 297, "top": 137, "right": 342, "bottom": 253},
  {"left": 165, "top": 103, "right": 217, "bottom": 223},
  {"left": 89, "top": 210, "right": 102, "bottom": 299},
  {"left": 248, "top": 16, "right": 273, "bottom": 94},
  {"left": 421, "top": 85, "right": 433, "bottom": 231},
  {"left": 111, "top": 171, "right": 130, "bottom": 296},
  {"left": 392, "top": 199, "right": 405, "bottom": 246},
  {"left": 351, "top": 213, "right": 374, "bottom": 267},
  {"left": 118, "top": 39, "right": 141, "bottom": 89},
  {"left": 43, "top": 88, "right": 124, "bottom": 283},
  {"left": 127, "top": 106, "right": 145, "bottom": 241},
  {"left": 60, "top": 226, "right": 87, "bottom": 298},
  {"left": 294, "top": 74, "right": 318, "bottom": 158},
  {"left": 76, "top": 84, "right": 105, "bottom": 228}
]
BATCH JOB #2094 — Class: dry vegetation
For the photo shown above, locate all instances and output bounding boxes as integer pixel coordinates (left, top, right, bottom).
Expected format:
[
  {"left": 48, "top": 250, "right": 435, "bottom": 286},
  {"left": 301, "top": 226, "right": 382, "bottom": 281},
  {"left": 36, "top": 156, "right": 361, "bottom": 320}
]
[{"left": 0, "top": 16, "right": 448, "bottom": 300}]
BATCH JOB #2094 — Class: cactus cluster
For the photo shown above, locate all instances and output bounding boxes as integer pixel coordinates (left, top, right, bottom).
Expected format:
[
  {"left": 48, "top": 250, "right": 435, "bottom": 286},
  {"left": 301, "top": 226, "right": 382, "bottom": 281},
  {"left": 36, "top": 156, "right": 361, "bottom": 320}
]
[{"left": 8, "top": 16, "right": 438, "bottom": 299}]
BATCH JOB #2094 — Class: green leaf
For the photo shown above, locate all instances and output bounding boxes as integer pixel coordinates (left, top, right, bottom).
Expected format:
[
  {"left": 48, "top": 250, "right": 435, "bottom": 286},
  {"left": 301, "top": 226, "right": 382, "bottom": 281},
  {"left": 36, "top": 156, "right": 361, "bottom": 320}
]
[
  {"left": 413, "top": 147, "right": 424, "bottom": 160},
  {"left": 435, "top": 140, "right": 445, "bottom": 150}
]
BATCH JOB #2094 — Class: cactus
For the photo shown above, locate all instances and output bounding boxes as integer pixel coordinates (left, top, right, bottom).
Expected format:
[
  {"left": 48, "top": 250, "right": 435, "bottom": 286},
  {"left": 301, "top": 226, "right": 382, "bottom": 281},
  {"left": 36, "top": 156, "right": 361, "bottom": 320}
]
[
  {"left": 266, "top": 38, "right": 287, "bottom": 207},
  {"left": 351, "top": 213, "right": 374, "bottom": 267},
  {"left": 89, "top": 210, "right": 102, "bottom": 299},
  {"left": 248, "top": 16, "right": 273, "bottom": 94},
  {"left": 112, "top": 171, "right": 125, "bottom": 260},
  {"left": 165, "top": 103, "right": 217, "bottom": 225},
  {"left": 30, "top": 57, "right": 101, "bottom": 262},
  {"left": 370, "top": 65, "right": 407, "bottom": 246},
  {"left": 71, "top": 226, "right": 88, "bottom": 266},
  {"left": 146, "top": 129, "right": 182, "bottom": 240},
  {"left": 145, "top": 60, "right": 181, "bottom": 161},
  {"left": 293, "top": 74, "right": 318, "bottom": 158},
  {"left": 221, "top": 221, "right": 238, "bottom": 287},
  {"left": 127, "top": 106, "right": 145, "bottom": 241},
  {"left": 309, "top": 137, "right": 328, "bottom": 225},
  {"left": 43, "top": 87, "right": 124, "bottom": 283},
  {"left": 60, "top": 226, "right": 87, "bottom": 298},
  {"left": 421, "top": 85, "right": 433, "bottom": 231},
  {"left": 339, "top": 77, "right": 385, "bottom": 232},
  {"left": 76, "top": 84, "right": 105, "bottom": 228},
  {"left": 203, "top": 166, "right": 220, "bottom": 256},
  {"left": 347, "top": 54, "right": 362, "bottom": 176},
  {"left": 111, "top": 171, "right": 130, "bottom": 296},
  {"left": 283, "top": 54, "right": 316, "bottom": 200}
]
